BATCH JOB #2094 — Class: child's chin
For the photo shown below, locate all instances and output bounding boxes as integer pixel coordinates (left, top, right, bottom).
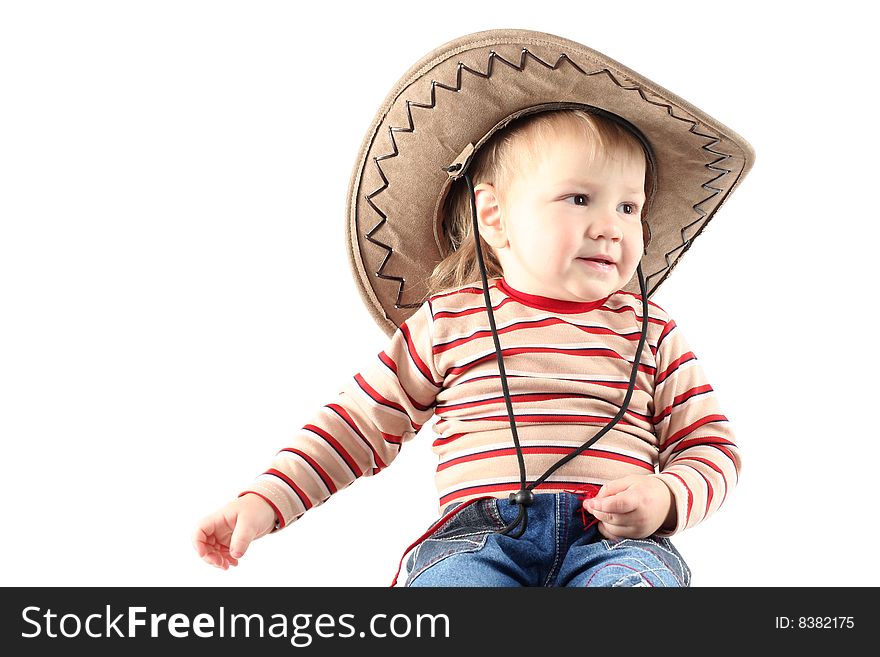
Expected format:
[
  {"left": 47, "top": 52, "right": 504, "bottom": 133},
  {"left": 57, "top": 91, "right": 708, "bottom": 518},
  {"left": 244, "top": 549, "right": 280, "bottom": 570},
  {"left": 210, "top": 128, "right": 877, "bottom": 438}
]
[{"left": 568, "top": 279, "right": 618, "bottom": 300}]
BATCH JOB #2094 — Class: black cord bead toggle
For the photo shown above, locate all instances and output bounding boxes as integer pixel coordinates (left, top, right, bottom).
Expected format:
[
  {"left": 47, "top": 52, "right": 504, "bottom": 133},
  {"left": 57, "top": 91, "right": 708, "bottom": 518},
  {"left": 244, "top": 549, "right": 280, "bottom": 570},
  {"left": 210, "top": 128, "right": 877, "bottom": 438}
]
[{"left": 509, "top": 490, "right": 535, "bottom": 507}]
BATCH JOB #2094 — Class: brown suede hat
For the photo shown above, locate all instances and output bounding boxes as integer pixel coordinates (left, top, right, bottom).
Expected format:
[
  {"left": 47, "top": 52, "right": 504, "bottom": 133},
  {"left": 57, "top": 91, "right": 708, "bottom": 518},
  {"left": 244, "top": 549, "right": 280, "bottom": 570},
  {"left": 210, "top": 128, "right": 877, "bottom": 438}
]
[{"left": 346, "top": 29, "right": 755, "bottom": 336}]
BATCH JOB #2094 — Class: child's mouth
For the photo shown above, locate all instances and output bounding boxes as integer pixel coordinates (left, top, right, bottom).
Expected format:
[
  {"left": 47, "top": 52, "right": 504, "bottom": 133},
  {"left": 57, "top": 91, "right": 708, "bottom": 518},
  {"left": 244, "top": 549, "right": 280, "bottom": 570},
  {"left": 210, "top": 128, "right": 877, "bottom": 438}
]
[{"left": 578, "top": 257, "right": 615, "bottom": 272}]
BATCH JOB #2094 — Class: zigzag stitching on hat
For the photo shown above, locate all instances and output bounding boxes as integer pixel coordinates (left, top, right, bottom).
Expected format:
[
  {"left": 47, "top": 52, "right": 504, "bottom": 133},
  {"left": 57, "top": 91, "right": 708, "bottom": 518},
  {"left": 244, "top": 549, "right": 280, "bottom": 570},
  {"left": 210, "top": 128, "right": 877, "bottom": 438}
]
[
  {"left": 647, "top": 128, "right": 733, "bottom": 292},
  {"left": 365, "top": 51, "right": 596, "bottom": 309},
  {"left": 624, "top": 98, "right": 735, "bottom": 292},
  {"left": 364, "top": 47, "right": 736, "bottom": 308},
  {"left": 363, "top": 161, "right": 397, "bottom": 297}
]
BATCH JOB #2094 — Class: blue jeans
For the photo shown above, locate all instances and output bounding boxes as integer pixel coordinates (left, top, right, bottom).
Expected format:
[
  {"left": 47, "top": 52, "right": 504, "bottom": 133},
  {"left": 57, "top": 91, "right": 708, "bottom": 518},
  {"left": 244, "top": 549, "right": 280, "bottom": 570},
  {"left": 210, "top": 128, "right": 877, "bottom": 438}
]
[{"left": 405, "top": 493, "right": 690, "bottom": 587}]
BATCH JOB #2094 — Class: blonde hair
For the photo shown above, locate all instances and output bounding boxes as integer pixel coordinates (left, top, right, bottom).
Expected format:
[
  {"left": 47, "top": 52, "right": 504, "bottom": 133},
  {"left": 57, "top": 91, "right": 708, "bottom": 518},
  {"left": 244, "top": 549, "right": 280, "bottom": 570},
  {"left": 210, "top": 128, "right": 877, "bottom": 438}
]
[{"left": 427, "top": 109, "right": 654, "bottom": 296}]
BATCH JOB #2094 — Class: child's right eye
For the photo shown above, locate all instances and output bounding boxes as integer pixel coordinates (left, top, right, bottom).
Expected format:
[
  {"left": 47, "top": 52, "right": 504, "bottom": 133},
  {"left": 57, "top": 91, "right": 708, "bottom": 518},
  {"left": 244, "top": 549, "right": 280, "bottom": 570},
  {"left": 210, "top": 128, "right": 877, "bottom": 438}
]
[{"left": 568, "top": 194, "right": 588, "bottom": 206}]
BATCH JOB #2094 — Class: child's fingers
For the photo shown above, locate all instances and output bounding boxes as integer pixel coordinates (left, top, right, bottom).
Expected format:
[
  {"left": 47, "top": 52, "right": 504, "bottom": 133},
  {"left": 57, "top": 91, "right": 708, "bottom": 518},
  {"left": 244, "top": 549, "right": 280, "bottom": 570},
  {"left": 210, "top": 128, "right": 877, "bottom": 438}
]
[
  {"left": 593, "top": 476, "right": 636, "bottom": 499},
  {"left": 199, "top": 549, "right": 225, "bottom": 569},
  {"left": 595, "top": 521, "right": 627, "bottom": 541},
  {"left": 589, "top": 504, "right": 639, "bottom": 528},
  {"left": 588, "top": 506, "right": 615, "bottom": 523},
  {"left": 587, "top": 491, "right": 637, "bottom": 515},
  {"left": 192, "top": 525, "right": 217, "bottom": 557},
  {"left": 192, "top": 533, "right": 207, "bottom": 557},
  {"left": 221, "top": 545, "right": 240, "bottom": 567},
  {"left": 193, "top": 522, "right": 242, "bottom": 568},
  {"left": 229, "top": 519, "right": 259, "bottom": 559},
  {"left": 203, "top": 547, "right": 240, "bottom": 570}
]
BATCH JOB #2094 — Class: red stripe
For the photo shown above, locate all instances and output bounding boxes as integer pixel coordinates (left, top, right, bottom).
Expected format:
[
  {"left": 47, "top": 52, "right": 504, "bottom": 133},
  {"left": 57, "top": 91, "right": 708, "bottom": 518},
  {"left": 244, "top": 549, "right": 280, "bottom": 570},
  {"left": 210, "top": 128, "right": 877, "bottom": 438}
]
[
  {"left": 279, "top": 448, "right": 337, "bottom": 494},
  {"left": 676, "top": 464, "right": 713, "bottom": 520},
  {"left": 669, "top": 434, "right": 736, "bottom": 456},
  {"left": 380, "top": 432, "right": 403, "bottom": 448},
  {"left": 713, "top": 445, "right": 740, "bottom": 479},
  {"left": 435, "top": 317, "right": 562, "bottom": 353},
  {"left": 652, "top": 384, "right": 714, "bottom": 423},
  {"left": 433, "top": 285, "right": 664, "bottom": 322},
  {"left": 660, "top": 414, "right": 728, "bottom": 449},
  {"left": 438, "top": 446, "right": 653, "bottom": 472},
  {"left": 378, "top": 351, "right": 397, "bottom": 373},
  {"left": 435, "top": 317, "right": 649, "bottom": 355},
  {"left": 615, "top": 290, "right": 665, "bottom": 312},
  {"left": 439, "top": 391, "right": 623, "bottom": 410},
  {"left": 304, "top": 423, "right": 363, "bottom": 478},
  {"left": 368, "top": 360, "right": 433, "bottom": 412},
  {"left": 399, "top": 321, "right": 441, "bottom": 387},
  {"left": 432, "top": 432, "right": 466, "bottom": 447},
  {"left": 446, "top": 346, "right": 655, "bottom": 377},
  {"left": 658, "top": 319, "right": 677, "bottom": 344},
  {"left": 476, "top": 413, "right": 636, "bottom": 425},
  {"left": 327, "top": 403, "right": 388, "bottom": 470},
  {"left": 599, "top": 304, "right": 667, "bottom": 330},
  {"left": 446, "top": 373, "right": 634, "bottom": 390},
  {"left": 656, "top": 318, "right": 676, "bottom": 354},
  {"left": 438, "top": 392, "right": 652, "bottom": 424},
  {"left": 430, "top": 284, "right": 486, "bottom": 301},
  {"left": 675, "top": 455, "right": 725, "bottom": 479},
  {"left": 439, "top": 481, "right": 602, "bottom": 508},
  {"left": 656, "top": 351, "right": 696, "bottom": 385},
  {"left": 673, "top": 443, "right": 740, "bottom": 486},
  {"left": 433, "top": 296, "right": 517, "bottom": 321},
  {"left": 354, "top": 373, "right": 406, "bottom": 414},
  {"left": 675, "top": 456, "right": 725, "bottom": 509},
  {"left": 264, "top": 468, "right": 312, "bottom": 511},
  {"left": 666, "top": 472, "right": 693, "bottom": 526}
]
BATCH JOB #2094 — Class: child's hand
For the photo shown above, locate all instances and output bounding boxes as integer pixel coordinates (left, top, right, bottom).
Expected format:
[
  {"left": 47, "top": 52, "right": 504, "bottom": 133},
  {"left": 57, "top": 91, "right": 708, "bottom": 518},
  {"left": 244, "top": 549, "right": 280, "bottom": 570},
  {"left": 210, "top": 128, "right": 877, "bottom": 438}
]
[
  {"left": 193, "top": 493, "right": 278, "bottom": 570},
  {"left": 583, "top": 475, "right": 676, "bottom": 540}
]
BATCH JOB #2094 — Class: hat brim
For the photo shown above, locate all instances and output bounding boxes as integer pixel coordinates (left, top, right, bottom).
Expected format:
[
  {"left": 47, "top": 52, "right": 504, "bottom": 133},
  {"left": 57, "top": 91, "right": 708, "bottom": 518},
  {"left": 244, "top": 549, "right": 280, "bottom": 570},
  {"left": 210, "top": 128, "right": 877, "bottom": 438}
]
[{"left": 346, "top": 29, "right": 755, "bottom": 336}]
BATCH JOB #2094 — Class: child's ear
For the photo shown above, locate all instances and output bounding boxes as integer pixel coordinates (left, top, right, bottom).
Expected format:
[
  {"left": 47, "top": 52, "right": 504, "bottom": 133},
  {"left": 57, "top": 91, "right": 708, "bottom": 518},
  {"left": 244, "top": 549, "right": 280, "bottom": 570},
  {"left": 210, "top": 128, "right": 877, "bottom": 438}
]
[{"left": 473, "top": 183, "right": 508, "bottom": 249}]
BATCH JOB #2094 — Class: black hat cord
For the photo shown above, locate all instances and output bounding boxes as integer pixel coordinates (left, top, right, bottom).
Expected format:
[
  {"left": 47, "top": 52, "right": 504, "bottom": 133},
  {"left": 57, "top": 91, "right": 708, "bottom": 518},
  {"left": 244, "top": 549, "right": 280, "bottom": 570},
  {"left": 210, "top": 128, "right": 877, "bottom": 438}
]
[{"left": 463, "top": 171, "right": 650, "bottom": 539}]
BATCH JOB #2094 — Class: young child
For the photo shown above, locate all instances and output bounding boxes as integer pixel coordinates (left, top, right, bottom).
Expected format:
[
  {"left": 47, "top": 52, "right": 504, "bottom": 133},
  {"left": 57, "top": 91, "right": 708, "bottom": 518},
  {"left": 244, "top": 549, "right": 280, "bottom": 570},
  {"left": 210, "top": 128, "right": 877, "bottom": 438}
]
[{"left": 193, "top": 29, "right": 752, "bottom": 587}]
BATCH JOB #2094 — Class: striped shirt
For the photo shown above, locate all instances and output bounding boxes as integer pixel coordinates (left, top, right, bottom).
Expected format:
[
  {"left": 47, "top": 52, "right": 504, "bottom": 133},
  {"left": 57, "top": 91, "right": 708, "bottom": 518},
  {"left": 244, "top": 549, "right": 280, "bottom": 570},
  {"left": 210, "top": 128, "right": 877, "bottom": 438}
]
[{"left": 245, "top": 278, "right": 740, "bottom": 536}]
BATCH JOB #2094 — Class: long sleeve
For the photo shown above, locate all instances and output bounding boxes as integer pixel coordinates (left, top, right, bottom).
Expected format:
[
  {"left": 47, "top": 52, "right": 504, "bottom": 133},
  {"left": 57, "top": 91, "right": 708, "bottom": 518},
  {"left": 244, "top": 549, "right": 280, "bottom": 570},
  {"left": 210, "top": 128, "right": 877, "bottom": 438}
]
[
  {"left": 651, "top": 317, "right": 741, "bottom": 536},
  {"left": 242, "top": 302, "right": 442, "bottom": 529}
]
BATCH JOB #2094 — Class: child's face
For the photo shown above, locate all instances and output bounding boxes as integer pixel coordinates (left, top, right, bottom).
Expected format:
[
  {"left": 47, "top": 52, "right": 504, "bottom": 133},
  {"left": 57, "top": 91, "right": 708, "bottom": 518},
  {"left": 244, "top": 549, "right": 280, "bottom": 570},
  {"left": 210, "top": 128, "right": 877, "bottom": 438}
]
[{"left": 477, "top": 126, "right": 646, "bottom": 302}]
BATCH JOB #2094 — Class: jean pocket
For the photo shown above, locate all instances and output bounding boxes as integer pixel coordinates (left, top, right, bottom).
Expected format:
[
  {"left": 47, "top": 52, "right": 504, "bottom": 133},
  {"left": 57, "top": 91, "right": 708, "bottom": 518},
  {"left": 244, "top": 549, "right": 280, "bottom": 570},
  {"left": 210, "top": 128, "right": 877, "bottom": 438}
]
[{"left": 405, "top": 498, "right": 505, "bottom": 582}]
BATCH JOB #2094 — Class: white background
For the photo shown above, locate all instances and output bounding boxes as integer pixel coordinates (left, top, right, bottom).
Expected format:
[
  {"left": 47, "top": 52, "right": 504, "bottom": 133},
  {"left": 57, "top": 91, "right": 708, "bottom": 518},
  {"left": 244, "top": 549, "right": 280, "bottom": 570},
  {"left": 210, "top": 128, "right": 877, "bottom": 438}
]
[{"left": 2, "top": 0, "right": 877, "bottom": 587}]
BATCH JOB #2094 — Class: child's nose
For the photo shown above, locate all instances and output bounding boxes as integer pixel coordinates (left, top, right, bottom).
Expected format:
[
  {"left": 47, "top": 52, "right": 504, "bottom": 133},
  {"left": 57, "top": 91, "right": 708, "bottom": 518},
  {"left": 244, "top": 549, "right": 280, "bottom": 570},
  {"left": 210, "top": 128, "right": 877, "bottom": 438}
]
[{"left": 586, "top": 210, "right": 623, "bottom": 241}]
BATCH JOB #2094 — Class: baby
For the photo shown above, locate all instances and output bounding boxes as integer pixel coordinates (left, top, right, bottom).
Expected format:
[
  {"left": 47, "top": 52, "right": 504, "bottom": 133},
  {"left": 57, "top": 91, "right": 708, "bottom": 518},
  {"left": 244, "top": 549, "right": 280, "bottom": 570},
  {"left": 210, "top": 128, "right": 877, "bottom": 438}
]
[{"left": 194, "top": 109, "right": 740, "bottom": 587}]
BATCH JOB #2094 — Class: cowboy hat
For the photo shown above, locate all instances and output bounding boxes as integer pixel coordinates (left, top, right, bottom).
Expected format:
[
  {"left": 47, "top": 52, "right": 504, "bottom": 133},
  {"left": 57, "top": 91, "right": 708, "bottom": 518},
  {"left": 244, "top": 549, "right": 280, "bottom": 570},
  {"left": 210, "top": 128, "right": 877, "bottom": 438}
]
[{"left": 346, "top": 28, "right": 754, "bottom": 335}]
